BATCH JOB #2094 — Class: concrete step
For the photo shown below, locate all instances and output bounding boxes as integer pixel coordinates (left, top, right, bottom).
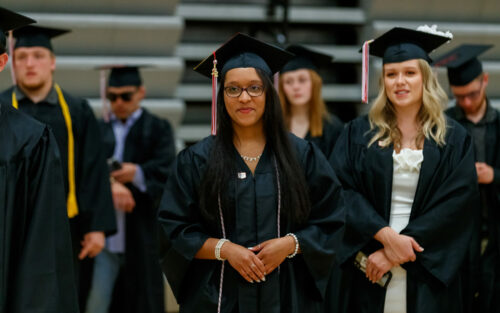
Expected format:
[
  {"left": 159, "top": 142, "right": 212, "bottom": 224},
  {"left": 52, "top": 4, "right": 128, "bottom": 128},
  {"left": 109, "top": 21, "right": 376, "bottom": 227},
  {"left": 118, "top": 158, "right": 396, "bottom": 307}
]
[
  {"left": 369, "top": 0, "right": 499, "bottom": 22},
  {"left": 177, "top": 124, "right": 211, "bottom": 143},
  {"left": 176, "top": 84, "right": 361, "bottom": 102},
  {"left": 19, "top": 13, "right": 183, "bottom": 56},
  {"left": 177, "top": 43, "right": 361, "bottom": 63},
  {"left": 177, "top": 3, "right": 366, "bottom": 24},
  {"left": 2, "top": 56, "right": 184, "bottom": 98},
  {"left": 181, "top": 0, "right": 359, "bottom": 6},
  {"left": 6, "top": 0, "right": 179, "bottom": 15},
  {"left": 87, "top": 98, "right": 185, "bottom": 129}
]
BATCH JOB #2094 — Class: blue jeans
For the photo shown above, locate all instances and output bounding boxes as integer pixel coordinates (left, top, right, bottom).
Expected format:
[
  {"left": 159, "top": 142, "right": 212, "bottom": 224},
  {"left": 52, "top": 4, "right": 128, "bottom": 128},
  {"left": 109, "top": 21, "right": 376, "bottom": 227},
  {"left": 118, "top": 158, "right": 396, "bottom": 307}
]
[{"left": 85, "top": 249, "right": 124, "bottom": 313}]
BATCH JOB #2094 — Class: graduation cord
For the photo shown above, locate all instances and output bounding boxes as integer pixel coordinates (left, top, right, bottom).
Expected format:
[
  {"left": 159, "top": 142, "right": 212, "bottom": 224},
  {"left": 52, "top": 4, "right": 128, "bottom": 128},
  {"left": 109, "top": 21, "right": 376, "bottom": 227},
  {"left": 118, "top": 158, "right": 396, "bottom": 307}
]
[
  {"left": 216, "top": 156, "right": 282, "bottom": 313},
  {"left": 217, "top": 194, "right": 226, "bottom": 313},
  {"left": 12, "top": 85, "right": 79, "bottom": 218}
]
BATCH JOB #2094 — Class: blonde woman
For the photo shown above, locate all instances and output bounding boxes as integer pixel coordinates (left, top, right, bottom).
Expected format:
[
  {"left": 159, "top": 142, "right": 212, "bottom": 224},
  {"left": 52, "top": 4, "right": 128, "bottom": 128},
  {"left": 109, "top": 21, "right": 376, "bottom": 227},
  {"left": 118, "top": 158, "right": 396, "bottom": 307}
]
[
  {"left": 279, "top": 45, "right": 343, "bottom": 159},
  {"left": 331, "top": 27, "right": 479, "bottom": 313}
]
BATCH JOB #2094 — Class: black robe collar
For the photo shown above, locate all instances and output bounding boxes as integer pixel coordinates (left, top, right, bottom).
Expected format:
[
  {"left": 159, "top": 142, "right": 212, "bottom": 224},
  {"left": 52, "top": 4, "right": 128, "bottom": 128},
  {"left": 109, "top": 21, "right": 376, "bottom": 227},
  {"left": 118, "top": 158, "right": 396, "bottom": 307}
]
[{"left": 14, "top": 83, "right": 59, "bottom": 105}]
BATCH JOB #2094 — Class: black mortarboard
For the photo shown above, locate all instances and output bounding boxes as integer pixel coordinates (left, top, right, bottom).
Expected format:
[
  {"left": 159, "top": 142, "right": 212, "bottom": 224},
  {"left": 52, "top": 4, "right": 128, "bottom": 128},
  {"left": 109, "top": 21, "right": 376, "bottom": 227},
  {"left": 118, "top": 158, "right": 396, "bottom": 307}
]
[
  {"left": 433, "top": 44, "right": 493, "bottom": 86},
  {"left": 13, "top": 25, "right": 69, "bottom": 51},
  {"left": 194, "top": 33, "right": 294, "bottom": 135},
  {"left": 368, "top": 27, "right": 452, "bottom": 64},
  {"left": 193, "top": 33, "right": 294, "bottom": 79},
  {"left": 0, "top": 7, "right": 35, "bottom": 54},
  {"left": 108, "top": 66, "right": 143, "bottom": 87},
  {"left": 281, "top": 45, "right": 334, "bottom": 73}
]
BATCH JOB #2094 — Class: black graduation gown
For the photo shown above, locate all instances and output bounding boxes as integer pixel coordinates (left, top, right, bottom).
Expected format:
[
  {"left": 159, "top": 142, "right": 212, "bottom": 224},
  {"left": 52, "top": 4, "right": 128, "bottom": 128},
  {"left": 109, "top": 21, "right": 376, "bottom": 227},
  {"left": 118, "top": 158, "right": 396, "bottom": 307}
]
[
  {"left": 446, "top": 103, "right": 500, "bottom": 313},
  {"left": 330, "top": 115, "right": 479, "bottom": 313},
  {"left": 0, "top": 103, "right": 78, "bottom": 313},
  {"left": 304, "top": 115, "right": 344, "bottom": 160},
  {"left": 158, "top": 134, "right": 344, "bottom": 313},
  {"left": 302, "top": 116, "right": 344, "bottom": 313},
  {"left": 98, "top": 108, "right": 176, "bottom": 313},
  {"left": 0, "top": 85, "right": 117, "bottom": 308}
]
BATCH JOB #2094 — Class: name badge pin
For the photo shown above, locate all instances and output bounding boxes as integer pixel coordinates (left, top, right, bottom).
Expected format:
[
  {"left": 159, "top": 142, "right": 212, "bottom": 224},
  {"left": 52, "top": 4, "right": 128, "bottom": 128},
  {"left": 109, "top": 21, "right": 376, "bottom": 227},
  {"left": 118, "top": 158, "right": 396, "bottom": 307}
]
[{"left": 237, "top": 172, "right": 247, "bottom": 179}]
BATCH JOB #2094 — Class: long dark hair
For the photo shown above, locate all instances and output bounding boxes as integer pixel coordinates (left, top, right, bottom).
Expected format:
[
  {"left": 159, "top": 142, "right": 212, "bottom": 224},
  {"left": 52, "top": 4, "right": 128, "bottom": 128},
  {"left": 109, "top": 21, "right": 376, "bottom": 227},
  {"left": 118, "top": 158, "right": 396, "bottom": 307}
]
[{"left": 199, "top": 68, "right": 311, "bottom": 232}]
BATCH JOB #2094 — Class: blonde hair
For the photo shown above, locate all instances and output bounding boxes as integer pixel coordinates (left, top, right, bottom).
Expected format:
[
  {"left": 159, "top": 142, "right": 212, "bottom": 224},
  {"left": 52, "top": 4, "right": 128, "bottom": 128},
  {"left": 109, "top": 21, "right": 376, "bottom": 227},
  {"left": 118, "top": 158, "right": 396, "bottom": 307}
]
[
  {"left": 368, "top": 59, "right": 448, "bottom": 148},
  {"left": 279, "top": 69, "right": 330, "bottom": 137}
]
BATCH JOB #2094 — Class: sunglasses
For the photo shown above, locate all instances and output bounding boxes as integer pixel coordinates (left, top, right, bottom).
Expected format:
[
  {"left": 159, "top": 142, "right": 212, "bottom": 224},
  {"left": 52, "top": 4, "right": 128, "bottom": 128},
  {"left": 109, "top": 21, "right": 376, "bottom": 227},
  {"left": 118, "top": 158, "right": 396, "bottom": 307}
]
[{"left": 106, "top": 91, "right": 136, "bottom": 102}]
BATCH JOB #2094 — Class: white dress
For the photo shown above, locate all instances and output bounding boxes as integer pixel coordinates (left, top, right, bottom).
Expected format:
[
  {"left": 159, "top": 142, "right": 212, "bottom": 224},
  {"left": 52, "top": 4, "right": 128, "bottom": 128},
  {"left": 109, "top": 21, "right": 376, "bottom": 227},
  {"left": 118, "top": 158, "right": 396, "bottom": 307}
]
[{"left": 383, "top": 148, "right": 424, "bottom": 313}]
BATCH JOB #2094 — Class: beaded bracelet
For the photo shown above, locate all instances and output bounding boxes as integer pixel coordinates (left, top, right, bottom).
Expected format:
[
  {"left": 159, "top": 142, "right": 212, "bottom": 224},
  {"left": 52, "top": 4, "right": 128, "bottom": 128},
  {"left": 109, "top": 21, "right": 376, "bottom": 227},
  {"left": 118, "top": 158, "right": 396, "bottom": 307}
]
[
  {"left": 215, "top": 238, "right": 230, "bottom": 261},
  {"left": 286, "top": 233, "right": 299, "bottom": 259}
]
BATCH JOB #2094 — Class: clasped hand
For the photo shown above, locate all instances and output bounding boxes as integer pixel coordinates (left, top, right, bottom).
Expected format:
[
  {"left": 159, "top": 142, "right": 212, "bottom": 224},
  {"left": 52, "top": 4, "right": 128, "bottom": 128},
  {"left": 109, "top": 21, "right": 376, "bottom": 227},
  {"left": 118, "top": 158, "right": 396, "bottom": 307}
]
[
  {"left": 367, "top": 227, "right": 424, "bottom": 283},
  {"left": 223, "top": 237, "right": 295, "bottom": 283}
]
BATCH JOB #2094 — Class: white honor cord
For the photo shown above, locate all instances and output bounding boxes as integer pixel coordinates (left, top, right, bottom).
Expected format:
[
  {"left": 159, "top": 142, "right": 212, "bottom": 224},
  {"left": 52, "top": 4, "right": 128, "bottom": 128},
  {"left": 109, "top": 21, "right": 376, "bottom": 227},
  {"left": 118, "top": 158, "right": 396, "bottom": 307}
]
[{"left": 217, "top": 194, "right": 226, "bottom": 313}]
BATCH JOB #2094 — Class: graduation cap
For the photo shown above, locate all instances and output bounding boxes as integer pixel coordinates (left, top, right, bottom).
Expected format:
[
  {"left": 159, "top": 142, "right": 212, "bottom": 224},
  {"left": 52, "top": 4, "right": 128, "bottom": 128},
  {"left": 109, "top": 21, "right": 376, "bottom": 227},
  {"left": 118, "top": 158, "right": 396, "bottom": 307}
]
[
  {"left": 368, "top": 26, "right": 452, "bottom": 64},
  {"left": 95, "top": 65, "right": 145, "bottom": 122},
  {"left": 194, "top": 33, "right": 294, "bottom": 79},
  {"left": 13, "top": 25, "right": 69, "bottom": 51},
  {"left": 193, "top": 33, "right": 294, "bottom": 135},
  {"left": 280, "top": 45, "right": 334, "bottom": 73},
  {"left": 433, "top": 44, "right": 493, "bottom": 86},
  {"left": 360, "top": 25, "right": 453, "bottom": 103},
  {"left": 0, "top": 7, "right": 36, "bottom": 54},
  {"left": 108, "top": 66, "right": 143, "bottom": 87}
]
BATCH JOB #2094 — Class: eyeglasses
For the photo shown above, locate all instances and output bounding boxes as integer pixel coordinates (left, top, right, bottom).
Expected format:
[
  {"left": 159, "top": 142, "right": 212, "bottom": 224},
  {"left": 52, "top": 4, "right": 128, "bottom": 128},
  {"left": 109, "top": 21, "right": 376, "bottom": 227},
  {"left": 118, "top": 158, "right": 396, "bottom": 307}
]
[
  {"left": 224, "top": 85, "right": 264, "bottom": 98},
  {"left": 106, "top": 91, "right": 136, "bottom": 102},
  {"left": 454, "top": 80, "right": 483, "bottom": 103}
]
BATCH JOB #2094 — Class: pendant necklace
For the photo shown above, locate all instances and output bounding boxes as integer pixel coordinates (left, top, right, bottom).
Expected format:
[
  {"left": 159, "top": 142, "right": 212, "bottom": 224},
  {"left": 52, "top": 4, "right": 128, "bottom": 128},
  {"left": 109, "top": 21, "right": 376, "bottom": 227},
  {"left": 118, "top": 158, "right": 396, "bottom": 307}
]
[{"left": 240, "top": 153, "right": 262, "bottom": 162}]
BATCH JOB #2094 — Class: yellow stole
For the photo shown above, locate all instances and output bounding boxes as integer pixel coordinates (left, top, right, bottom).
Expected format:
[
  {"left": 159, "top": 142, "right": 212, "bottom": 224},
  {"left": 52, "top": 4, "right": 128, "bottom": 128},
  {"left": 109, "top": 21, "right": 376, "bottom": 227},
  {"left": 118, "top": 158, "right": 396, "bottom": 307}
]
[{"left": 12, "top": 84, "right": 79, "bottom": 218}]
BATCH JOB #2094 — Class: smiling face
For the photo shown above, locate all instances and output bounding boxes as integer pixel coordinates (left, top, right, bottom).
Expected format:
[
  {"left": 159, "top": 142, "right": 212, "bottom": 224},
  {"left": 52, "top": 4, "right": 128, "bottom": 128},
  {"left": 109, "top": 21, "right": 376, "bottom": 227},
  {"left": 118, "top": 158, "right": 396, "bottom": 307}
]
[
  {"left": 383, "top": 59, "right": 423, "bottom": 111},
  {"left": 281, "top": 68, "right": 312, "bottom": 108},
  {"left": 14, "top": 46, "right": 55, "bottom": 92},
  {"left": 223, "top": 67, "right": 266, "bottom": 131}
]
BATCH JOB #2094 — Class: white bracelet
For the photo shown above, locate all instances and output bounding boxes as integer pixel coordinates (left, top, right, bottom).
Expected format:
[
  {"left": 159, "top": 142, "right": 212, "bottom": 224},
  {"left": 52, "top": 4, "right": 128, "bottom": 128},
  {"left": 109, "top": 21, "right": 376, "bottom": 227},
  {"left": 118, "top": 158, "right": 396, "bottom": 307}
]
[
  {"left": 215, "top": 238, "right": 230, "bottom": 261},
  {"left": 286, "top": 233, "right": 299, "bottom": 259}
]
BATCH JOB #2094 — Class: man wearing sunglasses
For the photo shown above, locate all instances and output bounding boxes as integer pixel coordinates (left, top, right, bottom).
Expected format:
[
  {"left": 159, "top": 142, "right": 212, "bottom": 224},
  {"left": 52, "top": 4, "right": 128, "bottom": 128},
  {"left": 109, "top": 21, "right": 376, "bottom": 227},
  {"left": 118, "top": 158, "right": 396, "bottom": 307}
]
[
  {"left": 85, "top": 66, "right": 175, "bottom": 313},
  {"left": 436, "top": 44, "right": 500, "bottom": 313},
  {"left": 0, "top": 8, "right": 79, "bottom": 313},
  {"left": 0, "top": 25, "right": 117, "bottom": 310}
]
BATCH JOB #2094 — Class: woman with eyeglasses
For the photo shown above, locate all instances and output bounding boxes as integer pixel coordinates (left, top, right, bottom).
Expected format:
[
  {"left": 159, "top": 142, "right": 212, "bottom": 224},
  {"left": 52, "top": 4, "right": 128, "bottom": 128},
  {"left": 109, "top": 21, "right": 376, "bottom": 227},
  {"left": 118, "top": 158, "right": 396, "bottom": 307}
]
[
  {"left": 279, "top": 45, "right": 344, "bottom": 160},
  {"left": 330, "top": 27, "right": 479, "bottom": 313},
  {"left": 158, "top": 33, "right": 344, "bottom": 313}
]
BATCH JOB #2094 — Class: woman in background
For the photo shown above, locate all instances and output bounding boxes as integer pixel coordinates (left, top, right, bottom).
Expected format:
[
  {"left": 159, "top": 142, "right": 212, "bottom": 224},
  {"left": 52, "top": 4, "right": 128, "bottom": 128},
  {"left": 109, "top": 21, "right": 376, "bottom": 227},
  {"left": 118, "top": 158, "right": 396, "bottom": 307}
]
[{"left": 279, "top": 45, "right": 344, "bottom": 160}]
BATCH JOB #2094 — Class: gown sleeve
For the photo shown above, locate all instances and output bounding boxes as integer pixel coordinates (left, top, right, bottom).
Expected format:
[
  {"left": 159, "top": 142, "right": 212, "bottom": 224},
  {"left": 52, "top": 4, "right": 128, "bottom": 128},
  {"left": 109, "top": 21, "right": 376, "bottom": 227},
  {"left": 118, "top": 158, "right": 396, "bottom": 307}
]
[
  {"left": 12, "top": 127, "right": 79, "bottom": 313},
  {"left": 402, "top": 129, "right": 478, "bottom": 286},
  {"left": 78, "top": 100, "right": 117, "bottom": 235},
  {"left": 158, "top": 148, "right": 210, "bottom": 300},
  {"left": 329, "top": 121, "right": 389, "bottom": 265},
  {"left": 293, "top": 141, "right": 345, "bottom": 299},
  {"left": 139, "top": 118, "right": 176, "bottom": 207}
]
